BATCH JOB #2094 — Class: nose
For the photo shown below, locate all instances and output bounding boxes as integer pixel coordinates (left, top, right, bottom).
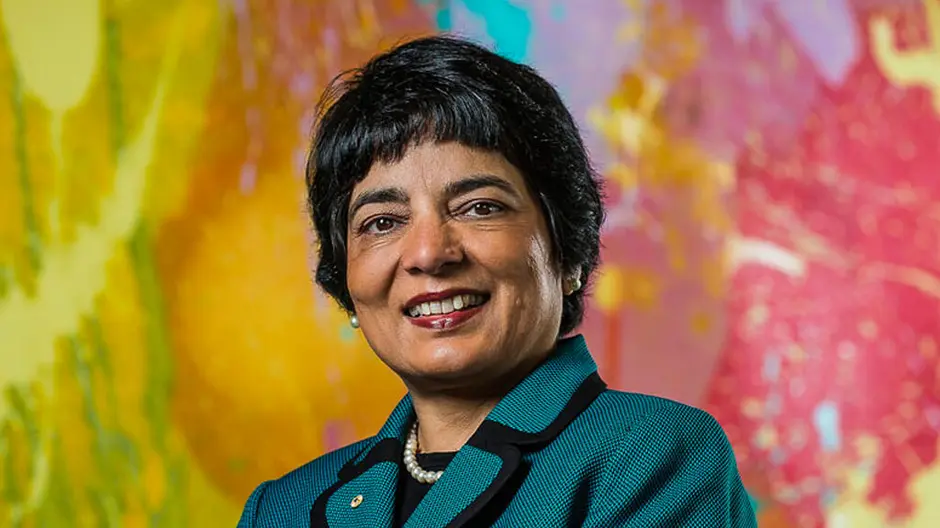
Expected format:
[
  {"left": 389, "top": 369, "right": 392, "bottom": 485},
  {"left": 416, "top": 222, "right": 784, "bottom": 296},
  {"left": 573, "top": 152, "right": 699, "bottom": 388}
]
[{"left": 400, "top": 214, "right": 463, "bottom": 275}]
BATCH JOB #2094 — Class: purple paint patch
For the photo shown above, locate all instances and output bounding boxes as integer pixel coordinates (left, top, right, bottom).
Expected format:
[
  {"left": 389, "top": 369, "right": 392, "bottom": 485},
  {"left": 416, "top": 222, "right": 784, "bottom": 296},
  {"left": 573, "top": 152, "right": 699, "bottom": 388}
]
[
  {"left": 322, "top": 420, "right": 355, "bottom": 452},
  {"left": 524, "top": 0, "right": 643, "bottom": 166},
  {"left": 239, "top": 164, "right": 257, "bottom": 193},
  {"left": 724, "top": 0, "right": 860, "bottom": 86},
  {"left": 725, "top": 0, "right": 770, "bottom": 42},
  {"left": 774, "top": 0, "right": 859, "bottom": 85}
]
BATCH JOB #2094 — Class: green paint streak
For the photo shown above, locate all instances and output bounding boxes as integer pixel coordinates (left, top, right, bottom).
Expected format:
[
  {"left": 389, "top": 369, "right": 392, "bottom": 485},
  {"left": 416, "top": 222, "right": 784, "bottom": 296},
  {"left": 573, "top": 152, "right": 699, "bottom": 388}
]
[
  {"left": 69, "top": 333, "right": 125, "bottom": 523},
  {"left": 104, "top": 7, "right": 185, "bottom": 526},
  {"left": 104, "top": 12, "right": 126, "bottom": 155},
  {"left": 0, "top": 427, "right": 11, "bottom": 510},
  {"left": 33, "top": 434, "right": 76, "bottom": 528},
  {"left": 127, "top": 226, "right": 173, "bottom": 452},
  {"left": 89, "top": 317, "right": 140, "bottom": 521},
  {"left": 8, "top": 318, "right": 144, "bottom": 525},
  {"left": 6, "top": 386, "right": 38, "bottom": 463},
  {"left": 88, "top": 318, "right": 120, "bottom": 431},
  {"left": 2, "top": 384, "right": 39, "bottom": 527},
  {"left": 25, "top": 319, "right": 147, "bottom": 526},
  {"left": 70, "top": 336, "right": 104, "bottom": 447},
  {"left": 9, "top": 66, "right": 42, "bottom": 281},
  {"left": 0, "top": 266, "right": 9, "bottom": 301},
  {"left": 158, "top": 463, "right": 188, "bottom": 527},
  {"left": 90, "top": 317, "right": 144, "bottom": 496},
  {"left": 129, "top": 224, "right": 191, "bottom": 527}
]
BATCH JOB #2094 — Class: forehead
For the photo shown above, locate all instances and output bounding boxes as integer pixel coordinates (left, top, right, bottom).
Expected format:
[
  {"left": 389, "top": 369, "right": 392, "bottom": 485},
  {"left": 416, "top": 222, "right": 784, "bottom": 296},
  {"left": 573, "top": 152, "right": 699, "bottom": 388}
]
[{"left": 356, "top": 142, "right": 526, "bottom": 192}]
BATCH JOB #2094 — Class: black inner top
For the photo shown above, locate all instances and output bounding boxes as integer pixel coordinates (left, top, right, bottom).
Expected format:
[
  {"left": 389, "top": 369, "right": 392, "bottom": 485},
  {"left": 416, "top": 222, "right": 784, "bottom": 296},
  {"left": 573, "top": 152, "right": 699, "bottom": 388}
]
[{"left": 395, "top": 451, "right": 458, "bottom": 526}]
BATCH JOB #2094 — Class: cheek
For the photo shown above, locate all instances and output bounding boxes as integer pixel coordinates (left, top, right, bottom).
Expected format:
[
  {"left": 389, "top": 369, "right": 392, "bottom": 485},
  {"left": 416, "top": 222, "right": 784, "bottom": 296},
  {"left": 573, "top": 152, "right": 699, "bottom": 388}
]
[
  {"left": 345, "top": 245, "right": 394, "bottom": 306},
  {"left": 479, "top": 228, "right": 558, "bottom": 290}
]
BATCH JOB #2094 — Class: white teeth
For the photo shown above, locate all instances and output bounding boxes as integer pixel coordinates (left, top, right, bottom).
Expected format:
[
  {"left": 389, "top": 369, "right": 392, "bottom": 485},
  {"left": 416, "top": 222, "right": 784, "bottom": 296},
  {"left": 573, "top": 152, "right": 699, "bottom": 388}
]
[{"left": 408, "top": 294, "right": 486, "bottom": 317}]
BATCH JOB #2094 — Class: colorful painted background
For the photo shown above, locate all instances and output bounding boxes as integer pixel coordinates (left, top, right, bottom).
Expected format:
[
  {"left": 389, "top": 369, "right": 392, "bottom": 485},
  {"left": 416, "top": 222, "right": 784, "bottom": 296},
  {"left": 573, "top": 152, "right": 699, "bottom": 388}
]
[{"left": 2, "top": 0, "right": 939, "bottom": 526}]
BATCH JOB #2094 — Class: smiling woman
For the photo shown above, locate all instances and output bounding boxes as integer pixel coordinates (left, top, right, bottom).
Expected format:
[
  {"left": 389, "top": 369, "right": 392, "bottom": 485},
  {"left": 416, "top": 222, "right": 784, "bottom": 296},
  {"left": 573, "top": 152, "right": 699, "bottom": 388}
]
[{"left": 237, "top": 35, "right": 757, "bottom": 528}]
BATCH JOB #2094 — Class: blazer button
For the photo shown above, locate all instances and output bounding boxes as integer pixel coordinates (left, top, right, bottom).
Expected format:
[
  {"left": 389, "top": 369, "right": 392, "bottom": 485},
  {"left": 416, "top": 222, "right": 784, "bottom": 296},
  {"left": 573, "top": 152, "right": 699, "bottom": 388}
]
[{"left": 350, "top": 494, "right": 363, "bottom": 509}]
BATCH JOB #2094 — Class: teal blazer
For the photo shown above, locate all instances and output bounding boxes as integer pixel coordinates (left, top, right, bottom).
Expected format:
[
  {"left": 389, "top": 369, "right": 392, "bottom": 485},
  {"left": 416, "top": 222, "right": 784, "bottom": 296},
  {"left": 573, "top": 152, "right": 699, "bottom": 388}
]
[{"left": 238, "top": 335, "right": 757, "bottom": 527}]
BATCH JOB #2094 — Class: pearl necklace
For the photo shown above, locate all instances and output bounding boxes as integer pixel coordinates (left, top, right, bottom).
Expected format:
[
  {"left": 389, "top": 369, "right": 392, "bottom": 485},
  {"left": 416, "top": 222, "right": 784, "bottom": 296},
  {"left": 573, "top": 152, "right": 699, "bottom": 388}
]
[{"left": 403, "top": 422, "right": 444, "bottom": 484}]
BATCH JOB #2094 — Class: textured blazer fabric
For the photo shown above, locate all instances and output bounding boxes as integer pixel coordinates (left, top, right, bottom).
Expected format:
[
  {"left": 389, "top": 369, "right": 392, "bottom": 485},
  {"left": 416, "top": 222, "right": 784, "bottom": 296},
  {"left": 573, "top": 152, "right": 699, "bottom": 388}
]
[{"left": 237, "top": 335, "right": 758, "bottom": 527}]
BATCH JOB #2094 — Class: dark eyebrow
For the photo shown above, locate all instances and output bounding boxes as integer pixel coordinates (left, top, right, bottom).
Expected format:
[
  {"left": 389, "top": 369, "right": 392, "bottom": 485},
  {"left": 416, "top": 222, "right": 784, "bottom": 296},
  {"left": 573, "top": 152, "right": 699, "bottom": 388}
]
[
  {"left": 349, "top": 187, "right": 409, "bottom": 219},
  {"left": 348, "top": 174, "right": 519, "bottom": 220},
  {"left": 444, "top": 174, "right": 521, "bottom": 201}
]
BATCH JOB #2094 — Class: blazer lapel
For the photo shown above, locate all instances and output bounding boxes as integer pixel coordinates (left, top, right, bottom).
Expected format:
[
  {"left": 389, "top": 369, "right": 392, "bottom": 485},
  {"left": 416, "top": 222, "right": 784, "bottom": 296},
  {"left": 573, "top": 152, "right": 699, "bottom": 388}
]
[
  {"left": 404, "top": 335, "right": 607, "bottom": 528},
  {"left": 317, "top": 454, "right": 399, "bottom": 527},
  {"left": 310, "top": 396, "right": 414, "bottom": 528},
  {"left": 403, "top": 442, "right": 521, "bottom": 528}
]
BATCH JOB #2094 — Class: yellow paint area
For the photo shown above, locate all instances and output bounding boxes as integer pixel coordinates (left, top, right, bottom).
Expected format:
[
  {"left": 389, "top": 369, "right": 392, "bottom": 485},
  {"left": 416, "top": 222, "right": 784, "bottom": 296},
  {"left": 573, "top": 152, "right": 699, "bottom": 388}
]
[
  {"left": 870, "top": 0, "right": 940, "bottom": 113},
  {"left": 1, "top": 0, "right": 101, "bottom": 112},
  {"left": 594, "top": 264, "right": 663, "bottom": 312},
  {"left": 0, "top": 14, "right": 184, "bottom": 420},
  {"left": 827, "top": 438, "right": 940, "bottom": 527}
]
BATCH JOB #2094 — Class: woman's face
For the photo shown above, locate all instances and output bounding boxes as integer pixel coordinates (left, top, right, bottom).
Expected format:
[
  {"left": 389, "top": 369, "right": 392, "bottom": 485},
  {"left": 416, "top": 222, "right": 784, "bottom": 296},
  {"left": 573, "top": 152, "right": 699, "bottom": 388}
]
[{"left": 345, "top": 142, "right": 566, "bottom": 393}]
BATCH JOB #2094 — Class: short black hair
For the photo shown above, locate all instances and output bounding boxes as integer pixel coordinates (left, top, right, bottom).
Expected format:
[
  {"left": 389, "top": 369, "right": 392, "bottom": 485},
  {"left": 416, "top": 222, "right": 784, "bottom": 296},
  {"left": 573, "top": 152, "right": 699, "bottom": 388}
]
[{"left": 306, "top": 34, "right": 604, "bottom": 336}]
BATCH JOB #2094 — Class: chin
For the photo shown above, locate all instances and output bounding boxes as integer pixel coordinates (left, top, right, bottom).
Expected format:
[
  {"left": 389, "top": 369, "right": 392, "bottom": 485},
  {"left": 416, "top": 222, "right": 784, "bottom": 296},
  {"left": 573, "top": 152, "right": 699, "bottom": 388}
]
[{"left": 404, "top": 345, "right": 495, "bottom": 383}]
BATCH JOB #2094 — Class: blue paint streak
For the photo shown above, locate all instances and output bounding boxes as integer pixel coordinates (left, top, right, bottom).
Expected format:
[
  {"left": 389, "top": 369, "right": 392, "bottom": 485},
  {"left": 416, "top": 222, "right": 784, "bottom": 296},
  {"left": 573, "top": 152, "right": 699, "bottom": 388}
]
[
  {"left": 812, "top": 401, "right": 841, "bottom": 452},
  {"left": 436, "top": 2, "right": 453, "bottom": 31},
  {"left": 550, "top": 2, "right": 565, "bottom": 21},
  {"left": 416, "top": 0, "right": 451, "bottom": 29},
  {"left": 457, "top": 0, "right": 533, "bottom": 63}
]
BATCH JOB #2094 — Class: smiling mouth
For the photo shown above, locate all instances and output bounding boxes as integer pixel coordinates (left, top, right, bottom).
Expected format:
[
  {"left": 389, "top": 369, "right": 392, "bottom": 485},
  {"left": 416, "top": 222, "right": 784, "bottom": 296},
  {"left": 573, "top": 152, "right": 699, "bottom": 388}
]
[{"left": 405, "top": 293, "right": 489, "bottom": 318}]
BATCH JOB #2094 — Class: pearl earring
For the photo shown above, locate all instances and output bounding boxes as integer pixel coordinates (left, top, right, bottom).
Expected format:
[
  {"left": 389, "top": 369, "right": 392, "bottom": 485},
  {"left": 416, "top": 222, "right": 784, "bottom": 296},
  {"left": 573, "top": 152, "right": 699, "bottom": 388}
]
[
  {"left": 350, "top": 314, "right": 360, "bottom": 329},
  {"left": 566, "top": 276, "right": 582, "bottom": 295}
]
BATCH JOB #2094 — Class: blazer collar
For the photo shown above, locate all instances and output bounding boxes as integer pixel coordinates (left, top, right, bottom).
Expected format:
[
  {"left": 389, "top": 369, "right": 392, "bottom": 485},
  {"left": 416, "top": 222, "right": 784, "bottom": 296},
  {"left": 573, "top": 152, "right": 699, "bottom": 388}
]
[{"left": 310, "top": 334, "right": 606, "bottom": 528}]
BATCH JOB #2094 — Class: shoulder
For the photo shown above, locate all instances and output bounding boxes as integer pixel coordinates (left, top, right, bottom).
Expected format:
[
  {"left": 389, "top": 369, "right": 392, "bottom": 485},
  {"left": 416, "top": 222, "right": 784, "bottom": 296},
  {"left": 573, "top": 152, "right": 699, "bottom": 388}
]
[
  {"left": 237, "top": 438, "right": 373, "bottom": 528},
  {"left": 578, "top": 391, "right": 756, "bottom": 526},
  {"left": 588, "top": 389, "right": 732, "bottom": 447},
  {"left": 577, "top": 389, "right": 739, "bottom": 474}
]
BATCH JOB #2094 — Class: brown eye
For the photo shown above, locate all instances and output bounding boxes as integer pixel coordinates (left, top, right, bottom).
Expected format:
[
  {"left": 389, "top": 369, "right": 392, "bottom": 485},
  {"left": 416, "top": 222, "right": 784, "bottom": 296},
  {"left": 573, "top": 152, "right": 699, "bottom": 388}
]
[
  {"left": 468, "top": 201, "right": 503, "bottom": 217},
  {"left": 364, "top": 216, "right": 399, "bottom": 234},
  {"left": 375, "top": 218, "right": 395, "bottom": 231}
]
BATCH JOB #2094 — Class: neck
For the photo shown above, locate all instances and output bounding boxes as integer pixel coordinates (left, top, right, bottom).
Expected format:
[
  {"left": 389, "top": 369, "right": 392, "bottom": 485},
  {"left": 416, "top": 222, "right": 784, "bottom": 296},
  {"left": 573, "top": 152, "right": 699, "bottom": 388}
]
[
  {"left": 409, "top": 393, "right": 499, "bottom": 453},
  {"left": 405, "top": 348, "right": 551, "bottom": 453}
]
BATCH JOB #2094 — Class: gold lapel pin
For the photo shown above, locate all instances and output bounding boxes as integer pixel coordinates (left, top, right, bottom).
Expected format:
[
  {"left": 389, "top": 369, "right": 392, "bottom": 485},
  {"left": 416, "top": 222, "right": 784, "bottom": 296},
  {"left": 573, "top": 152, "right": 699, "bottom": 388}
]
[{"left": 350, "top": 494, "right": 364, "bottom": 509}]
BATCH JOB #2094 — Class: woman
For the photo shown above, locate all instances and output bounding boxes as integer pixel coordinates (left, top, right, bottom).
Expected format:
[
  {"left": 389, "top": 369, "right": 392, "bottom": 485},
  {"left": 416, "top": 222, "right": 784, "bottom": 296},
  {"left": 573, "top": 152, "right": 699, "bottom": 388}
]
[{"left": 238, "top": 35, "right": 756, "bottom": 527}]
